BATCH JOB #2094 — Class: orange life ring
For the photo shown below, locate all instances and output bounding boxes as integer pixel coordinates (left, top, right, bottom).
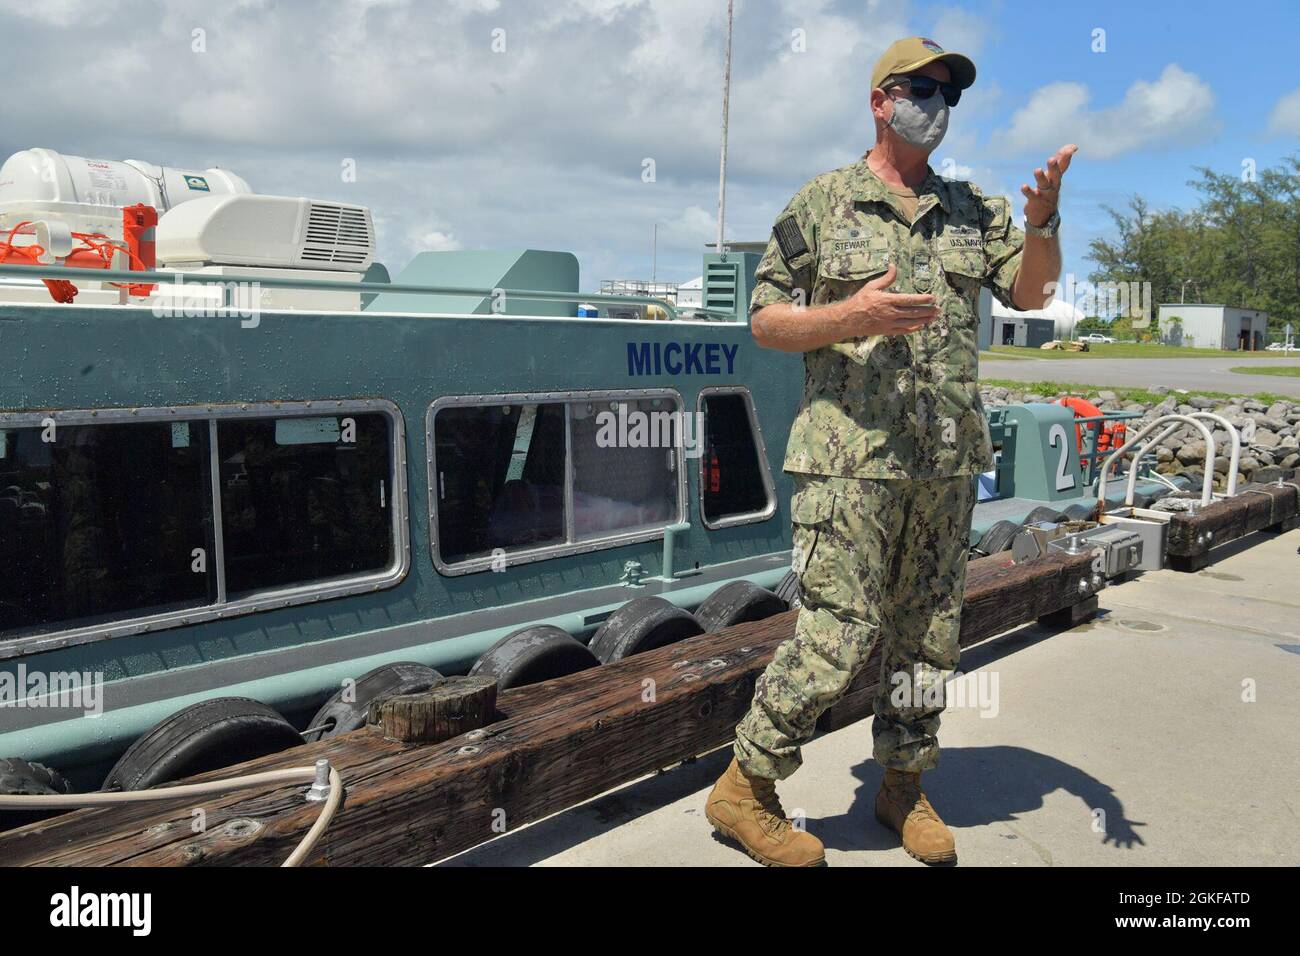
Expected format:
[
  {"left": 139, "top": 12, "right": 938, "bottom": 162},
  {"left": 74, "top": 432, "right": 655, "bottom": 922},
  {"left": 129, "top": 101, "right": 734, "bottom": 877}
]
[{"left": 1058, "top": 396, "right": 1127, "bottom": 453}]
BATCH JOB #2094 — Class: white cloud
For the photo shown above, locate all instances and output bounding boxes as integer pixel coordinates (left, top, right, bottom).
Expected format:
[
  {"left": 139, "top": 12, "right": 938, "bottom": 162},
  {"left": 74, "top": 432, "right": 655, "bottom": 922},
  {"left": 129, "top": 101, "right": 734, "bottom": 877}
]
[
  {"left": 934, "top": 157, "right": 974, "bottom": 181},
  {"left": 405, "top": 227, "right": 463, "bottom": 255},
  {"left": 993, "top": 64, "right": 1218, "bottom": 160},
  {"left": 0, "top": 0, "right": 1006, "bottom": 282},
  {"left": 0, "top": 0, "right": 118, "bottom": 27},
  {"left": 1267, "top": 88, "right": 1300, "bottom": 137},
  {"left": 657, "top": 205, "right": 716, "bottom": 249},
  {"left": 928, "top": 6, "right": 992, "bottom": 57}
]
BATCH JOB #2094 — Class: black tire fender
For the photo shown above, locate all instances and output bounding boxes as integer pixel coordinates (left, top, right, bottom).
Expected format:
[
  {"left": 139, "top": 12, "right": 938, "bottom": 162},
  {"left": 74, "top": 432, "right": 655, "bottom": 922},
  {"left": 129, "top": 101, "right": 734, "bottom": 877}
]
[
  {"left": 773, "top": 569, "right": 801, "bottom": 610},
  {"left": 1061, "top": 502, "right": 1097, "bottom": 521},
  {"left": 103, "top": 697, "right": 303, "bottom": 792},
  {"left": 588, "top": 596, "right": 705, "bottom": 664},
  {"left": 974, "top": 519, "right": 1020, "bottom": 556},
  {"left": 303, "top": 662, "right": 443, "bottom": 743},
  {"left": 1022, "top": 505, "right": 1068, "bottom": 526},
  {"left": 693, "top": 580, "right": 788, "bottom": 632},
  {"left": 469, "top": 625, "right": 599, "bottom": 689},
  {"left": 0, "top": 758, "right": 73, "bottom": 831}
]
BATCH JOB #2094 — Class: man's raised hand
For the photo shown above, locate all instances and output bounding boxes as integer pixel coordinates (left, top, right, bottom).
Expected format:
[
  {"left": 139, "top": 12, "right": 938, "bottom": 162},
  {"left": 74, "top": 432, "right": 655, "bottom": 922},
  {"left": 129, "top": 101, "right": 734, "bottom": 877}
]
[{"left": 1021, "top": 143, "right": 1077, "bottom": 228}]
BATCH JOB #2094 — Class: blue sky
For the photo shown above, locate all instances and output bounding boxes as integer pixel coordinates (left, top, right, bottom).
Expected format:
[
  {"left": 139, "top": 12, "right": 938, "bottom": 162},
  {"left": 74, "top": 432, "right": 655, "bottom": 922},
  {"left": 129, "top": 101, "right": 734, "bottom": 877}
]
[
  {"left": 0, "top": 0, "right": 1295, "bottom": 294},
  {"left": 951, "top": 0, "right": 1300, "bottom": 287}
]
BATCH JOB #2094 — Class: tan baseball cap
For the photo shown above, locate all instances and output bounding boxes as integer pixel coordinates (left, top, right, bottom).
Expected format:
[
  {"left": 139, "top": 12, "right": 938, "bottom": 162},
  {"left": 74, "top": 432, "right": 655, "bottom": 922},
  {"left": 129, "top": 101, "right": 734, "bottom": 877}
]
[{"left": 871, "top": 36, "right": 976, "bottom": 91}]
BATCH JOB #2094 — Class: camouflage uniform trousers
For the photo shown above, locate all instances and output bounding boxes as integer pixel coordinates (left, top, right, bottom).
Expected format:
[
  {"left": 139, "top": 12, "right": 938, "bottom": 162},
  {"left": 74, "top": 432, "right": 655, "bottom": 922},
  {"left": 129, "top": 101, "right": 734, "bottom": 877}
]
[{"left": 734, "top": 472, "right": 975, "bottom": 780}]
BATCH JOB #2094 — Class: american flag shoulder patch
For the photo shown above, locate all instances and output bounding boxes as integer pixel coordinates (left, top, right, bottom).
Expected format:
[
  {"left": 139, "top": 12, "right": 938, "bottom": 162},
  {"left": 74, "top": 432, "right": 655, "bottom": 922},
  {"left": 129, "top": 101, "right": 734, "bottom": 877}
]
[{"left": 773, "top": 215, "right": 809, "bottom": 263}]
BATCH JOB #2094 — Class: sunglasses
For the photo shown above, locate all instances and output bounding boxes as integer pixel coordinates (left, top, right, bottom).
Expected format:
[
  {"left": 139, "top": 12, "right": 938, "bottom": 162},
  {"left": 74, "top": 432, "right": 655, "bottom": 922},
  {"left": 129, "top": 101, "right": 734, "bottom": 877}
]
[{"left": 883, "top": 75, "right": 962, "bottom": 108}]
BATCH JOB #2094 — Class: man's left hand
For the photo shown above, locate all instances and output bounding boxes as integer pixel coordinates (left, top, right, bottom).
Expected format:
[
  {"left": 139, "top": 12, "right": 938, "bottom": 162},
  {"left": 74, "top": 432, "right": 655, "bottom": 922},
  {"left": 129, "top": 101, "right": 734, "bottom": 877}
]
[{"left": 1021, "top": 144, "right": 1077, "bottom": 229}]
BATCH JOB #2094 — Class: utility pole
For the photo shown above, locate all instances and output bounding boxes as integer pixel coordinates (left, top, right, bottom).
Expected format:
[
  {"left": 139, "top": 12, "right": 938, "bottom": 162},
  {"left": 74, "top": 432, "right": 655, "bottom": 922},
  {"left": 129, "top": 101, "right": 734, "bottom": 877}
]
[
  {"left": 716, "top": 0, "right": 734, "bottom": 257},
  {"left": 652, "top": 223, "right": 658, "bottom": 284}
]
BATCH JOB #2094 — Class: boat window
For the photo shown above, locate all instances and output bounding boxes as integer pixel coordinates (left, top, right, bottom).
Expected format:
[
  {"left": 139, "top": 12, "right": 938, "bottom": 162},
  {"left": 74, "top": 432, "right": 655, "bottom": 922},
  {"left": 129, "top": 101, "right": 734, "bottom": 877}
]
[
  {"left": 0, "top": 420, "right": 216, "bottom": 638},
  {"left": 431, "top": 392, "right": 683, "bottom": 570},
  {"left": 218, "top": 413, "right": 395, "bottom": 594},
  {"left": 569, "top": 397, "right": 678, "bottom": 541},
  {"left": 433, "top": 402, "right": 568, "bottom": 565},
  {"left": 700, "top": 390, "right": 774, "bottom": 526},
  {"left": 0, "top": 401, "right": 407, "bottom": 653}
]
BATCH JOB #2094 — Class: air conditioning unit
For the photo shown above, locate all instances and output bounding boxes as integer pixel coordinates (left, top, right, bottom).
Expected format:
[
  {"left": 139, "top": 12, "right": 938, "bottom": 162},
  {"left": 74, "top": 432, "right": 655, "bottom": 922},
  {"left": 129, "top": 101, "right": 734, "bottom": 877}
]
[{"left": 156, "top": 194, "right": 374, "bottom": 271}]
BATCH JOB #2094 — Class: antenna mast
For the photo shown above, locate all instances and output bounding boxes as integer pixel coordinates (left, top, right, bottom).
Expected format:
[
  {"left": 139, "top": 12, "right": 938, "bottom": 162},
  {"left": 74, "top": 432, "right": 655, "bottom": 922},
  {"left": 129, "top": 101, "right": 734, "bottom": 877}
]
[{"left": 716, "top": 0, "right": 734, "bottom": 256}]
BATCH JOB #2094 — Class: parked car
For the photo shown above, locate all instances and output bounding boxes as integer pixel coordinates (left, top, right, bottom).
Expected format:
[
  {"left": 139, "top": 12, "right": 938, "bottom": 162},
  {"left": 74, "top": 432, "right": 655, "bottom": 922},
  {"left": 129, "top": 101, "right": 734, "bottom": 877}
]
[
  {"left": 1265, "top": 342, "right": 1295, "bottom": 352},
  {"left": 1079, "top": 333, "right": 1117, "bottom": 344}
]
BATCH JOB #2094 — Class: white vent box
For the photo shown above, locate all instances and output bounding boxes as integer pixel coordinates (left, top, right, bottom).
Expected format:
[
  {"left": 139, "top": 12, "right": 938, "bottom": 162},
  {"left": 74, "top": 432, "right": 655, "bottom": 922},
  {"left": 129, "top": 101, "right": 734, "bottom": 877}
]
[
  {"left": 150, "top": 266, "right": 364, "bottom": 313},
  {"left": 156, "top": 194, "right": 374, "bottom": 271}
]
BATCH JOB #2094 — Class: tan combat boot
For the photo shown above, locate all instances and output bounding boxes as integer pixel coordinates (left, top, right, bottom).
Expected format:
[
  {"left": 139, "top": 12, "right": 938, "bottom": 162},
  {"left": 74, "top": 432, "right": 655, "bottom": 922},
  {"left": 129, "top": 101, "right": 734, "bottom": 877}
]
[
  {"left": 875, "top": 768, "right": 957, "bottom": 864},
  {"left": 705, "top": 757, "right": 825, "bottom": 867}
]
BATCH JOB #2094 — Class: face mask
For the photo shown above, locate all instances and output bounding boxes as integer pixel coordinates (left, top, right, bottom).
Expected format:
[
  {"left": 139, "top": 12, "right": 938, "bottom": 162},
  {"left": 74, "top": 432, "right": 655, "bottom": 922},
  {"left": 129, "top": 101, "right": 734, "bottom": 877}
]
[{"left": 886, "top": 93, "right": 949, "bottom": 152}]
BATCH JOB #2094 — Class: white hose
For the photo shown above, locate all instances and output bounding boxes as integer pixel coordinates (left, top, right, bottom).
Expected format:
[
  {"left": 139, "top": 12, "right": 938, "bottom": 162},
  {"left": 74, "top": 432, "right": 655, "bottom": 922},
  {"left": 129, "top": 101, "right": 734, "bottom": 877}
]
[
  {"left": 281, "top": 766, "right": 343, "bottom": 868},
  {"left": 0, "top": 763, "right": 343, "bottom": 867}
]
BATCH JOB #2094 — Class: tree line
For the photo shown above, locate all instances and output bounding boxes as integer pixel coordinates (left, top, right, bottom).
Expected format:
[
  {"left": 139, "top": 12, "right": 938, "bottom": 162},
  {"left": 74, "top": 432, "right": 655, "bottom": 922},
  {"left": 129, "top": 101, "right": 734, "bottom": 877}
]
[{"left": 1085, "top": 154, "right": 1299, "bottom": 337}]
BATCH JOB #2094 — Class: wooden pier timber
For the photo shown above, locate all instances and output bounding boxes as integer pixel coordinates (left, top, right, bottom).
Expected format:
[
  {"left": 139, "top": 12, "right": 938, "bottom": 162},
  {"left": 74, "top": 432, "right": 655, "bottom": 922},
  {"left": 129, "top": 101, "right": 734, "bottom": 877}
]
[
  {"left": 1165, "top": 479, "right": 1300, "bottom": 572},
  {"left": 0, "top": 550, "right": 1097, "bottom": 867}
]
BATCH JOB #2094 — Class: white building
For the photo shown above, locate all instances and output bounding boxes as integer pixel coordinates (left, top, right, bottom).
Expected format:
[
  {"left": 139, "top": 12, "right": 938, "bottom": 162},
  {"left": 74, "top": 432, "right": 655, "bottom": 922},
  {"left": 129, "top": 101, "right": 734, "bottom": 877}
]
[
  {"left": 676, "top": 276, "right": 703, "bottom": 308},
  {"left": 980, "top": 291, "right": 1085, "bottom": 349},
  {"left": 1155, "top": 304, "right": 1269, "bottom": 350}
]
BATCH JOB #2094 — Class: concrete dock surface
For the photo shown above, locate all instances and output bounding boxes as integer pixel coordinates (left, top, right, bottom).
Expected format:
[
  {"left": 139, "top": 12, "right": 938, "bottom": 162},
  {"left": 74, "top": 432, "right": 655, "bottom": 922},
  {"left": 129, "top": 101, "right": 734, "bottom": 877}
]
[{"left": 443, "top": 527, "right": 1300, "bottom": 867}]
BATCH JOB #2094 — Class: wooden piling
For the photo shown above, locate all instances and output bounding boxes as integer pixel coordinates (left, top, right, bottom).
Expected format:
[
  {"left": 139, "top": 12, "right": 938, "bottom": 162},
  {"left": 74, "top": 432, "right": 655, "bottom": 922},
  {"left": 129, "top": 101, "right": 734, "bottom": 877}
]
[{"left": 0, "top": 550, "right": 1098, "bottom": 867}]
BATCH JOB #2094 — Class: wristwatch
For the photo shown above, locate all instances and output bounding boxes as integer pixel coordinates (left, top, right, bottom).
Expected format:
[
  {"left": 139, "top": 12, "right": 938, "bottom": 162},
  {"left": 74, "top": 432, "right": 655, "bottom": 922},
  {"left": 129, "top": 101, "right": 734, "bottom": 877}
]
[{"left": 1025, "top": 210, "right": 1060, "bottom": 239}]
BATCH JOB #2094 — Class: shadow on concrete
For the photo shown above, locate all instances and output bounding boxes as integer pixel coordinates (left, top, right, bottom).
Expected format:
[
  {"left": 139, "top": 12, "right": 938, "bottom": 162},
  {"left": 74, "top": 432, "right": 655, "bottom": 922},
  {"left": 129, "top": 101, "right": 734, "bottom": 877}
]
[
  {"left": 441, "top": 735, "right": 1145, "bottom": 866},
  {"left": 442, "top": 618, "right": 1144, "bottom": 866},
  {"left": 817, "top": 746, "right": 1146, "bottom": 856}
]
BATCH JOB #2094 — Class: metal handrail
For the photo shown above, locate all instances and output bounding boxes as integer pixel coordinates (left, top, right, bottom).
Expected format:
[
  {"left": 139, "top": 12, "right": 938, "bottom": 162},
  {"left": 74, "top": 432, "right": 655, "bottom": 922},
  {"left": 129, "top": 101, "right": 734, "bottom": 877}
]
[
  {"left": 0, "top": 263, "right": 736, "bottom": 323},
  {"left": 1128, "top": 412, "right": 1240, "bottom": 502},
  {"left": 1070, "top": 410, "right": 1145, "bottom": 485},
  {"left": 1097, "top": 414, "right": 1216, "bottom": 510}
]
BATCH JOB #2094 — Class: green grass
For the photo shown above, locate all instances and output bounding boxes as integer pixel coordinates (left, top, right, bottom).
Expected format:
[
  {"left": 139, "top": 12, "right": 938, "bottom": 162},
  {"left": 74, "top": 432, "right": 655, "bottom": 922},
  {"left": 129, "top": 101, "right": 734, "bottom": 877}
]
[
  {"left": 1227, "top": 364, "right": 1300, "bottom": 378},
  {"left": 986, "top": 343, "right": 1280, "bottom": 360},
  {"left": 980, "top": 377, "right": 1292, "bottom": 407}
]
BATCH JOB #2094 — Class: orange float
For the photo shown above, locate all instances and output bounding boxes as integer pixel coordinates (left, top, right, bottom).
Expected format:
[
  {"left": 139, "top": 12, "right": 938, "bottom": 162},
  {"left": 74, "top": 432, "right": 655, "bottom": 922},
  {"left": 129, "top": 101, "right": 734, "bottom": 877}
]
[
  {"left": 1058, "top": 395, "right": 1127, "bottom": 454},
  {"left": 0, "top": 204, "right": 156, "bottom": 302}
]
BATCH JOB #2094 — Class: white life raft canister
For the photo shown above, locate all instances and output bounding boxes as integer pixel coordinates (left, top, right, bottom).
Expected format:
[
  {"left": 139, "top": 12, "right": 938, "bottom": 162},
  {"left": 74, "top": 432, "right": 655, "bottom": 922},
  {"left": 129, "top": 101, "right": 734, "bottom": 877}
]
[{"left": 0, "top": 147, "right": 250, "bottom": 239}]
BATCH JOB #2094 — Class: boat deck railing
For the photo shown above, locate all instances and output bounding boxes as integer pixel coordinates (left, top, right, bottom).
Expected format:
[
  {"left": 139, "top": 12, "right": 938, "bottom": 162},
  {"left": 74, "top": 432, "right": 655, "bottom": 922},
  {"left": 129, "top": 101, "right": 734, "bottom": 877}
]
[
  {"left": 1071, "top": 410, "right": 1146, "bottom": 485},
  {"left": 0, "top": 263, "right": 738, "bottom": 323}
]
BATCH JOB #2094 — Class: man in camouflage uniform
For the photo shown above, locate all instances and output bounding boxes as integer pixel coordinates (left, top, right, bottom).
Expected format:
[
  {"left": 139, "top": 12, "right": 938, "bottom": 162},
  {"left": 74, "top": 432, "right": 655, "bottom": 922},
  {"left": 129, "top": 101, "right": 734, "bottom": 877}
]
[{"left": 705, "top": 36, "right": 1076, "bottom": 866}]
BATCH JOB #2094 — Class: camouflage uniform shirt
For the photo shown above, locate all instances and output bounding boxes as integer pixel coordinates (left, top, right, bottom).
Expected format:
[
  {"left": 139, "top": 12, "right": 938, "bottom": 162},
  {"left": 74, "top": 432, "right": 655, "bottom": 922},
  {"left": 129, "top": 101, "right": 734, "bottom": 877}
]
[{"left": 751, "top": 155, "right": 1025, "bottom": 479}]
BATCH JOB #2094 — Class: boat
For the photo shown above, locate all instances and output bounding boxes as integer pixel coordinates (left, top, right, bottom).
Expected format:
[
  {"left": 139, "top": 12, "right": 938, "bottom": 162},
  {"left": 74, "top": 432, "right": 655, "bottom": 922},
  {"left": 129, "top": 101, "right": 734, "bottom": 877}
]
[
  {"left": 0, "top": 147, "right": 801, "bottom": 796},
  {"left": 0, "top": 147, "right": 1292, "bottom": 838}
]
